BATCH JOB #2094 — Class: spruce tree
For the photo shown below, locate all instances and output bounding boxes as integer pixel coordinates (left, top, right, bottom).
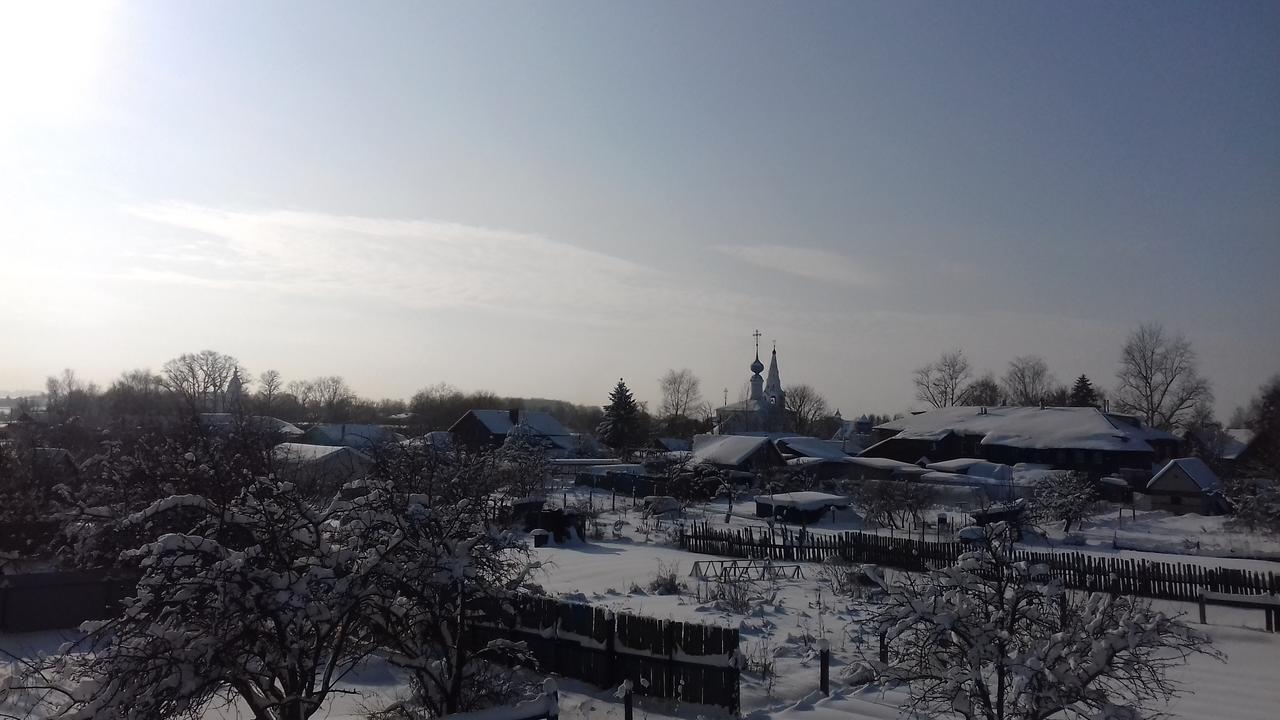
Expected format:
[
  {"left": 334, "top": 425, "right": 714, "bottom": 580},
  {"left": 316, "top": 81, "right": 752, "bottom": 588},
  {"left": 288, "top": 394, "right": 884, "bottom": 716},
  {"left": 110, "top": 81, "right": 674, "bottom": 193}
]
[
  {"left": 597, "top": 378, "right": 642, "bottom": 456},
  {"left": 1068, "top": 374, "right": 1098, "bottom": 407}
]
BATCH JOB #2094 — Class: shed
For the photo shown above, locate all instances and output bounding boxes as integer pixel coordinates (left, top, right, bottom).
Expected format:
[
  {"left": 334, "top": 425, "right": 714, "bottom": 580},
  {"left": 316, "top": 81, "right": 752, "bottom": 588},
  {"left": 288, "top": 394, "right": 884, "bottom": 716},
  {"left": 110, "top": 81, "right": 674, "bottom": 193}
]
[
  {"left": 1143, "top": 457, "right": 1226, "bottom": 515},
  {"left": 754, "top": 491, "right": 850, "bottom": 524},
  {"left": 272, "top": 442, "right": 374, "bottom": 493}
]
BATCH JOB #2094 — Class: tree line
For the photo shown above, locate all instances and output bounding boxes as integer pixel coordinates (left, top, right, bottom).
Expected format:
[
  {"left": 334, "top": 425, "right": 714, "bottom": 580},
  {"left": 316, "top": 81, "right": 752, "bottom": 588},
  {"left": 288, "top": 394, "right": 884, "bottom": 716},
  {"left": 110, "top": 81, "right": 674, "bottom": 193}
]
[
  {"left": 15, "top": 350, "right": 605, "bottom": 435},
  {"left": 911, "top": 321, "right": 1224, "bottom": 432}
]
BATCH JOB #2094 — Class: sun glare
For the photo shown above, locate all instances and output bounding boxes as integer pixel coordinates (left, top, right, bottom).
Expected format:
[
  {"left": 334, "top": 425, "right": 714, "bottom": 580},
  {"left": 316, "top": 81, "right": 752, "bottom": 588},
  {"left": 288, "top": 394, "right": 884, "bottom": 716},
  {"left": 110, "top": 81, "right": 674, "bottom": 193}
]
[{"left": 0, "top": 0, "right": 116, "bottom": 132}]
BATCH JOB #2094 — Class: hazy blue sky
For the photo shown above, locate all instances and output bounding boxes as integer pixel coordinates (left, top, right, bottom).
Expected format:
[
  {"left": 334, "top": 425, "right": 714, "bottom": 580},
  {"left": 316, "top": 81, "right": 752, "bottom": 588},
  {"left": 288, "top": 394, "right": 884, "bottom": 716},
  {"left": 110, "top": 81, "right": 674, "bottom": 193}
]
[{"left": 2, "top": 1, "right": 1277, "bottom": 418}]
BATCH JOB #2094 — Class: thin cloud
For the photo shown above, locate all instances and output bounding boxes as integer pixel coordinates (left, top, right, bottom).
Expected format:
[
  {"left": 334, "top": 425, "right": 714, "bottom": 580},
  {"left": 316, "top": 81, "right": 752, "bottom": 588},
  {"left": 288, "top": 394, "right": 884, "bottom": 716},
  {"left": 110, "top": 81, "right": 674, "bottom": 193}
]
[
  {"left": 715, "top": 244, "right": 885, "bottom": 288},
  {"left": 126, "top": 203, "right": 754, "bottom": 325}
]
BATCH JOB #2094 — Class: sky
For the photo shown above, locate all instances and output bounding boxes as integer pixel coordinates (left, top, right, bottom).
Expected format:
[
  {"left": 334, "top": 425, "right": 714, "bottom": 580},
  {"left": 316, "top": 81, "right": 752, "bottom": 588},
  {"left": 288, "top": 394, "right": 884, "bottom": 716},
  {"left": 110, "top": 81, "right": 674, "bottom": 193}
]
[{"left": 1, "top": 0, "right": 1277, "bottom": 419}]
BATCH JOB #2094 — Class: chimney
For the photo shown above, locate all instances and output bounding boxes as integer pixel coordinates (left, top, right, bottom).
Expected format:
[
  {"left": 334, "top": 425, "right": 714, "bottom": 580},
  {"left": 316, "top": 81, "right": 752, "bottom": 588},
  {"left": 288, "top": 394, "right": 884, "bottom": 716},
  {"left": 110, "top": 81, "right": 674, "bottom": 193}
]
[{"left": 508, "top": 408, "right": 520, "bottom": 426}]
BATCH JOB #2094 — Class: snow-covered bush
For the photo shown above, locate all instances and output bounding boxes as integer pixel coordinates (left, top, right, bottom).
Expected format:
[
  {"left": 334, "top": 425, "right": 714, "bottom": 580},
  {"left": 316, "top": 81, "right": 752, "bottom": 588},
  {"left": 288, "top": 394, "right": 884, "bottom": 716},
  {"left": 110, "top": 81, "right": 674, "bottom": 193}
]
[
  {"left": 1029, "top": 470, "right": 1098, "bottom": 533},
  {"left": 1223, "top": 476, "right": 1280, "bottom": 535},
  {"left": 358, "top": 448, "right": 542, "bottom": 718},
  {"left": 850, "top": 523, "right": 1220, "bottom": 720},
  {"left": 18, "top": 478, "right": 388, "bottom": 720}
]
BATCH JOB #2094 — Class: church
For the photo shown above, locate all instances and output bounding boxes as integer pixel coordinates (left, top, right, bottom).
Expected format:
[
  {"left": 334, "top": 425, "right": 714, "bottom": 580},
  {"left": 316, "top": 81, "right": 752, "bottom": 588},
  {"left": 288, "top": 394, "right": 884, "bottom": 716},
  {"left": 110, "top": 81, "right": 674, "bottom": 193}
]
[{"left": 713, "top": 332, "right": 796, "bottom": 434}]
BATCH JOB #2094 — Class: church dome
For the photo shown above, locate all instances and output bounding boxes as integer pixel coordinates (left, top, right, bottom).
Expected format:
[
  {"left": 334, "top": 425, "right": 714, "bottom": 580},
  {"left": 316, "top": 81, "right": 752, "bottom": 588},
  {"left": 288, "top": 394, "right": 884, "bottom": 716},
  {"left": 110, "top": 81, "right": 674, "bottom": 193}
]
[{"left": 750, "top": 354, "right": 765, "bottom": 374}]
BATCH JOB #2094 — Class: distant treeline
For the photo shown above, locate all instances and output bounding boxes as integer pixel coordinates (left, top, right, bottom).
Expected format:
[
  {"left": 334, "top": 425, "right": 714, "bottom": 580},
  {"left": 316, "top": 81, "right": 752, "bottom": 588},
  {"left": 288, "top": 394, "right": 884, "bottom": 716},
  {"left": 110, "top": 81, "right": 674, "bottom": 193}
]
[{"left": 8, "top": 351, "right": 605, "bottom": 435}]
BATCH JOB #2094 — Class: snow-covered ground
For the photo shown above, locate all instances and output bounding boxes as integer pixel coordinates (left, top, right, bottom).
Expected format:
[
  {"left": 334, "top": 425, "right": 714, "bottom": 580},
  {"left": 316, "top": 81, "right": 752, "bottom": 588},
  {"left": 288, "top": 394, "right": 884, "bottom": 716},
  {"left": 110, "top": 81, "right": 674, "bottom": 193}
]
[{"left": 5, "top": 486, "right": 1279, "bottom": 720}]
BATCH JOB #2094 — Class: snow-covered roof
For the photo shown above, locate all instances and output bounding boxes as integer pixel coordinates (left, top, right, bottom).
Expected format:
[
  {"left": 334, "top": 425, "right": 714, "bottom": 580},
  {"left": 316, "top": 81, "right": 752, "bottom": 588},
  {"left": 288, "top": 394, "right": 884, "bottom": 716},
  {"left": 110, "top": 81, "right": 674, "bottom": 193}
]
[
  {"left": 273, "top": 442, "right": 369, "bottom": 463},
  {"left": 875, "top": 406, "right": 1155, "bottom": 453},
  {"left": 1148, "top": 457, "right": 1220, "bottom": 493},
  {"left": 919, "top": 470, "right": 1008, "bottom": 487},
  {"left": 846, "top": 456, "right": 926, "bottom": 472},
  {"left": 925, "top": 458, "right": 1012, "bottom": 483},
  {"left": 302, "top": 423, "right": 401, "bottom": 448},
  {"left": 199, "top": 413, "right": 303, "bottom": 436},
  {"left": 691, "top": 434, "right": 771, "bottom": 466},
  {"left": 754, "top": 491, "right": 850, "bottom": 510},
  {"left": 1222, "top": 428, "right": 1257, "bottom": 460},
  {"left": 775, "top": 436, "right": 852, "bottom": 461},
  {"left": 654, "top": 437, "right": 692, "bottom": 452},
  {"left": 465, "top": 409, "right": 571, "bottom": 438}
]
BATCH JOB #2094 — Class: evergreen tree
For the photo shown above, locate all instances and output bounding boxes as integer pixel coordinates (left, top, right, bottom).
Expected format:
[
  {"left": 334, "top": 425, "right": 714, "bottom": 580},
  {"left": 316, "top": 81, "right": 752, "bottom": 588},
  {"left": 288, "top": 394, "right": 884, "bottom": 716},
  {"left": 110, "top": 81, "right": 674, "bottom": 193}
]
[
  {"left": 597, "top": 378, "right": 642, "bottom": 456},
  {"left": 1068, "top": 374, "right": 1099, "bottom": 407}
]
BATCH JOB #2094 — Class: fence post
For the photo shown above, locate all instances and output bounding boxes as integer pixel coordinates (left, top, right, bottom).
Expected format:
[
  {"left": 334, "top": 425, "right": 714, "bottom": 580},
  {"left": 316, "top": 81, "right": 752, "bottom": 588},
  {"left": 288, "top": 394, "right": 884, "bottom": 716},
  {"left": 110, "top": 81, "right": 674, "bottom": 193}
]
[
  {"left": 1198, "top": 592, "right": 1206, "bottom": 625},
  {"left": 879, "top": 630, "right": 888, "bottom": 664},
  {"left": 818, "top": 638, "right": 830, "bottom": 695}
]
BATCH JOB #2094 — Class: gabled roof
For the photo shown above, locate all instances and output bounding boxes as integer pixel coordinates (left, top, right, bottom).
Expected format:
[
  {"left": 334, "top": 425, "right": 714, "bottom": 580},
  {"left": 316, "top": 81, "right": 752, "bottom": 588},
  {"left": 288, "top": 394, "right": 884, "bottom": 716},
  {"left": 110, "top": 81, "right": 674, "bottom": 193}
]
[
  {"left": 1147, "top": 457, "right": 1220, "bottom": 493},
  {"left": 691, "top": 434, "right": 772, "bottom": 467},
  {"left": 301, "top": 423, "right": 401, "bottom": 448},
  {"left": 775, "top": 436, "right": 852, "bottom": 461},
  {"left": 457, "top": 410, "right": 571, "bottom": 439},
  {"left": 200, "top": 413, "right": 303, "bottom": 437},
  {"left": 654, "top": 437, "right": 692, "bottom": 452},
  {"left": 875, "top": 406, "right": 1155, "bottom": 453},
  {"left": 1222, "top": 428, "right": 1257, "bottom": 460}
]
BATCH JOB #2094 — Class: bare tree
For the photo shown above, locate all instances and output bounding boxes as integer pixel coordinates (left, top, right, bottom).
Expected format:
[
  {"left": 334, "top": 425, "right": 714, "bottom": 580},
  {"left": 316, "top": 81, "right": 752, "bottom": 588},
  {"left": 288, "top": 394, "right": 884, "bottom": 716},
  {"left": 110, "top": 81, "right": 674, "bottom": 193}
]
[
  {"left": 913, "top": 349, "right": 974, "bottom": 408},
  {"left": 313, "top": 376, "right": 355, "bottom": 421},
  {"left": 658, "top": 368, "right": 706, "bottom": 421},
  {"left": 44, "top": 368, "right": 99, "bottom": 419},
  {"left": 1001, "top": 355, "right": 1056, "bottom": 406},
  {"left": 785, "top": 383, "right": 829, "bottom": 435},
  {"left": 162, "top": 350, "right": 247, "bottom": 414},
  {"left": 257, "top": 369, "right": 283, "bottom": 413},
  {"left": 103, "top": 369, "right": 167, "bottom": 420},
  {"left": 1114, "top": 322, "right": 1212, "bottom": 431},
  {"left": 966, "top": 373, "right": 1003, "bottom": 406}
]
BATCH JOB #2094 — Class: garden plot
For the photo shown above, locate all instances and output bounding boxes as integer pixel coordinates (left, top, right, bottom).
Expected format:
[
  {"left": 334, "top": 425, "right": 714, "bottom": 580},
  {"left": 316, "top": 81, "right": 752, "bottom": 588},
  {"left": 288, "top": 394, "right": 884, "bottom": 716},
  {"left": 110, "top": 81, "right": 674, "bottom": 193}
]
[{"left": 531, "top": 497, "right": 1280, "bottom": 720}]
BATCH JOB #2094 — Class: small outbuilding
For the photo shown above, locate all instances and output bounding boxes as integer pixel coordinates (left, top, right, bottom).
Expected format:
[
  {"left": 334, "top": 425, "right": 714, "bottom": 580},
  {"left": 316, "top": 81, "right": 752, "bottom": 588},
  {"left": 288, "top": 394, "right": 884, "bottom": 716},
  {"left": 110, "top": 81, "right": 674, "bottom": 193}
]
[
  {"left": 1143, "top": 457, "right": 1226, "bottom": 515},
  {"left": 754, "top": 491, "right": 850, "bottom": 524}
]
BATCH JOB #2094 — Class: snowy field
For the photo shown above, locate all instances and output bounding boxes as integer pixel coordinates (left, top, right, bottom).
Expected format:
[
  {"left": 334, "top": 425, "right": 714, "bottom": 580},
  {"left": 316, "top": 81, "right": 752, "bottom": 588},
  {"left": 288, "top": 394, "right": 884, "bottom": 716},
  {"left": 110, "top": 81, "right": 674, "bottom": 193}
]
[{"left": 5, "top": 486, "right": 1279, "bottom": 720}]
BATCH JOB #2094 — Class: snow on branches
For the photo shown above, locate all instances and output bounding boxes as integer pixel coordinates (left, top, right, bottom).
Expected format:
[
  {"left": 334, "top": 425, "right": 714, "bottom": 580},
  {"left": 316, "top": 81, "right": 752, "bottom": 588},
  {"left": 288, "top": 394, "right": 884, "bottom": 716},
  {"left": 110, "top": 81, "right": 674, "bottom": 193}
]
[
  {"left": 849, "top": 523, "right": 1220, "bottom": 720},
  {"left": 6, "top": 443, "right": 543, "bottom": 720}
]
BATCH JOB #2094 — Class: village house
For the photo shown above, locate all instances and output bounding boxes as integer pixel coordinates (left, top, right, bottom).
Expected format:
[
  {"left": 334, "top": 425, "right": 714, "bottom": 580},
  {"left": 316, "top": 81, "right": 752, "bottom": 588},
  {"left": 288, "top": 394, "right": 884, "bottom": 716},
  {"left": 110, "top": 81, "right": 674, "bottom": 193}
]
[
  {"left": 448, "top": 409, "right": 578, "bottom": 456},
  {"left": 861, "top": 405, "right": 1179, "bottom": 478}
]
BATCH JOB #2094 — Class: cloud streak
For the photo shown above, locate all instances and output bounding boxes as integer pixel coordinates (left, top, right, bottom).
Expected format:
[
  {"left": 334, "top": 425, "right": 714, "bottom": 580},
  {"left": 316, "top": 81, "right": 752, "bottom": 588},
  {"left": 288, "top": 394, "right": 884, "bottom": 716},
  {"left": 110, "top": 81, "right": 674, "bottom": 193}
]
[
  {"left": 126, "top": 203, "right": 762, "bottom": 326},
  {"left": 715, "top": 244, "right": 885, "bottom": 288}
]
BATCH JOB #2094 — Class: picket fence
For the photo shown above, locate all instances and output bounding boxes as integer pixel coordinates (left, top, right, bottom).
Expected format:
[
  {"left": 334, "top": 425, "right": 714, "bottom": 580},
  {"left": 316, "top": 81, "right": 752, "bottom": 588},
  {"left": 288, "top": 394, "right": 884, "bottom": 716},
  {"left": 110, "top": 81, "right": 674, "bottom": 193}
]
[
  {"left": 468, "top": 593, "right": 740, "bottom": 713},
  {"left": 680, "top": 522, "right": 1280, "bottom": 603}
]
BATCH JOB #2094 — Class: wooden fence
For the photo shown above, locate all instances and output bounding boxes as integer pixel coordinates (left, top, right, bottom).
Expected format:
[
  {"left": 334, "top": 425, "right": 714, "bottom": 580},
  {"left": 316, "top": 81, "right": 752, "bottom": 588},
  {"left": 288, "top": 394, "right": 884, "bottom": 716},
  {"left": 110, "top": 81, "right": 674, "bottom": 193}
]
[
  {"left": 0, "top": 569, "right": 139, "bottom": 632},
  {"left": 469, "top": 594, "right": 739, "bottom": 714},
  {"left": 680, "top": 522, "right": 1280, "bottom": 604}
]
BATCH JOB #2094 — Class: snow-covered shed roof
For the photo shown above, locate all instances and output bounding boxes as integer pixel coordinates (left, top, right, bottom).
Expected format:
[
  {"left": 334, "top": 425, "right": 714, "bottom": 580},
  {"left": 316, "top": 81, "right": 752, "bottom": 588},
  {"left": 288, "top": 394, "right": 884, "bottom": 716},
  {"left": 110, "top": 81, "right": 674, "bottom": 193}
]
[
  {"left": 654, "top": 437, "right": 692, "bottom": 452},
  {"left": 925, "top": 458, "right": 1012, "bottom": 483},
  {"left": 775, "top": 436, "right": 852, "bottom": 461},
  {"left": 273, "top": 442, "right": 369, "bottom": 463},
  {"left": 199, "top": 413, "right": 303, "bottom": 437},
  {"left": 754, "top": 491, "right": 850, "bottom": 510},
  {"left": 302, "top": 423, "right": 402, "bottom": 448},
  {"left": 919, "top": 470, "right": 1010, "bottom": 488},
  {"left": 1147, "top": 457, "right": 1220, "bottom": 493},
  {"left": 466, "top": 410, "right": 570, "bottom": 438},
  {"left": 875, "top": 406, "right": 1155, "bottom": 453},
  {"left": 691, "top": 434, "right": 771, "bottom": 467},
  {"left": 846, "top": 456, "right": 927, "bottom": 473}
]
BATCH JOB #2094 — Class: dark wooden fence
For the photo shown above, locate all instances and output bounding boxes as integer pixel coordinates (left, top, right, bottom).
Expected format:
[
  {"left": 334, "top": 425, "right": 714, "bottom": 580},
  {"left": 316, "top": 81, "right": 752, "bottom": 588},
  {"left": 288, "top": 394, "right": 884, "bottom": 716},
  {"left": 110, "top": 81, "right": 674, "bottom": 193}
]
[
  {"left": 0, "top": 569, "right": 139, "bottom": 632},
  {"left": 469, "top": 594, "right": 739, "bottom": 714},
  {"left": 680, "top": 522, "right": 1280, "bottom": 604}
]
